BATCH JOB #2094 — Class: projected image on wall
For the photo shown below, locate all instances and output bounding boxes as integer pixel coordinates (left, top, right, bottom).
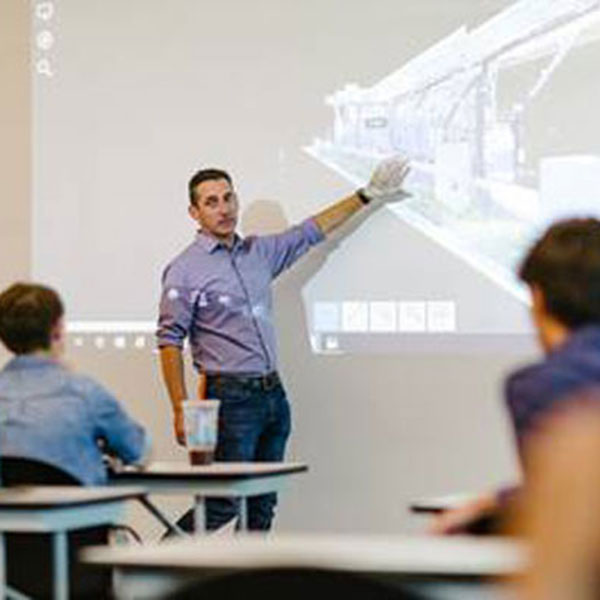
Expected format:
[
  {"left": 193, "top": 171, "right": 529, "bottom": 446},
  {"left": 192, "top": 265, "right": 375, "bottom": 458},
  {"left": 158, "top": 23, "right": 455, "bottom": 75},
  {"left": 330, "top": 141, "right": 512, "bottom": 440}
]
[
  {"left": 303, "top": 0, "right": 600, "bottom": 352},
  {"left": 31, "top": 0, "right": 600, "bottom": 354}
]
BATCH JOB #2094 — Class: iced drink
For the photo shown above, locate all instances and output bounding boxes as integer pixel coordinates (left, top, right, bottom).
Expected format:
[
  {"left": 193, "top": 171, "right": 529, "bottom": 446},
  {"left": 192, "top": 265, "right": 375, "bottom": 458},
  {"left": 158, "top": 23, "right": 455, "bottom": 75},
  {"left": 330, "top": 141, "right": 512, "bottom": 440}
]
[{"left": 182, "top": 399, "right": 220, "bottom": 465}]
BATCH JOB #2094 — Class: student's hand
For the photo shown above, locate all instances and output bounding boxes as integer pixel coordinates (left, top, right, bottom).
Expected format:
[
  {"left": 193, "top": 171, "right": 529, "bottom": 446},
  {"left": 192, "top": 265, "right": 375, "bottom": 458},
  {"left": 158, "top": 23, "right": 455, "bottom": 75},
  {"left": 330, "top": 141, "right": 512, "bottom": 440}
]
[
  {"left": 173, "top": 409, "right": 186, "bottom": 446},
  {"left": 362, "top": 155, "right": 410, "bottom": 203},
  {"left": 428, "top": 492, "right": 499, "bottom": 535}
]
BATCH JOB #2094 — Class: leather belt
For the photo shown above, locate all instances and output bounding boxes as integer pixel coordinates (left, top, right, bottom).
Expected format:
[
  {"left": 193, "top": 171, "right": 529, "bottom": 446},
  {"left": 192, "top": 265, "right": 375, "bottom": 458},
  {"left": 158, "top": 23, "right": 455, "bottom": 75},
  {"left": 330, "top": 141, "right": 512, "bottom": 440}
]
[{"left": 206, "top": 371, "right": 281, "bottom": 392}]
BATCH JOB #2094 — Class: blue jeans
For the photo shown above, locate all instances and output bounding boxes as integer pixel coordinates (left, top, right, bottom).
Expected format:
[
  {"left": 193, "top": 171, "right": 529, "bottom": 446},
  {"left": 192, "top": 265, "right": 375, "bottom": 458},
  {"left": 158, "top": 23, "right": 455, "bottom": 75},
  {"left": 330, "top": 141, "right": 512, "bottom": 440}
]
[
  {"left": 173, "top": 374, "right": 291, "bottom": 533},
  {"left": 206, "top": 375, "right": 291, "bottom": 530}
]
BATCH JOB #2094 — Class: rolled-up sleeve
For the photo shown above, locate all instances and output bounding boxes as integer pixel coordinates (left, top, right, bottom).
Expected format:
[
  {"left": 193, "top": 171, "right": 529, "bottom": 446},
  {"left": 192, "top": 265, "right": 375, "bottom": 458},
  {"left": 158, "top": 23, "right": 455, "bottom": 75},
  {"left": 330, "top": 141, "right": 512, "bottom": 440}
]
[
  {"left": 156, "top": 263, "right": 195, "bottom": 348},
  {"left": 254, "top": 218, "right": 325, "bottom": 279}
]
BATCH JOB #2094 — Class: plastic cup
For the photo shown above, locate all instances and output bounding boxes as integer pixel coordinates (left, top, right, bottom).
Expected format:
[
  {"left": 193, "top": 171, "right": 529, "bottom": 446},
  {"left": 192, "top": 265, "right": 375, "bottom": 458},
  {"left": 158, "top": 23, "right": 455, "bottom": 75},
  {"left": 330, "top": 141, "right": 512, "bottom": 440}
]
[{"left": 182, "top": 399, "right": 220, "bottom": 465}]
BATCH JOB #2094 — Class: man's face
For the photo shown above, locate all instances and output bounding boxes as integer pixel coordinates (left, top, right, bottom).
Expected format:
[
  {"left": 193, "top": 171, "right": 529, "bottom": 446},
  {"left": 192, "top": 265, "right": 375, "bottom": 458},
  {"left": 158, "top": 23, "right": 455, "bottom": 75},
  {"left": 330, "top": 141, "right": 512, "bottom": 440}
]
[{"left": 189, "top": 178, "right": 239, "bottom": 242}]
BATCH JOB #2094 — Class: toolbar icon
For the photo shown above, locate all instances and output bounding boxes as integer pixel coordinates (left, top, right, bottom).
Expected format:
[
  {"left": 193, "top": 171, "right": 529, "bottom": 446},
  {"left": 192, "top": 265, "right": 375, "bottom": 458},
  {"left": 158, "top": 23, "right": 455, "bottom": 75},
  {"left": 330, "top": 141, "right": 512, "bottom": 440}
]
[
  {"left": 35, "top": 2, "right": 55, "bottom": 21},
  {"left": 36, "top": 58, "right": 54, "bottom": 78},
  {"left": 36, "top": 30, "right": 55, "bottom": 51}
]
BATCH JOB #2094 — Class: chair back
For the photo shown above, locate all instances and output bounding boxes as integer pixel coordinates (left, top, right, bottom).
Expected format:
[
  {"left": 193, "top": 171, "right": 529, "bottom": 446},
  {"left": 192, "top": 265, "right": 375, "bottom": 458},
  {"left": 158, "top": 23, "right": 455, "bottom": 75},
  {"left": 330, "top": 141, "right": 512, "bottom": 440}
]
[
  {"left": 0, "top": 456, "right": 81, "bottom": 486},
  {"left": 1, "top": 456, "right": 109, "bottom": 597}
]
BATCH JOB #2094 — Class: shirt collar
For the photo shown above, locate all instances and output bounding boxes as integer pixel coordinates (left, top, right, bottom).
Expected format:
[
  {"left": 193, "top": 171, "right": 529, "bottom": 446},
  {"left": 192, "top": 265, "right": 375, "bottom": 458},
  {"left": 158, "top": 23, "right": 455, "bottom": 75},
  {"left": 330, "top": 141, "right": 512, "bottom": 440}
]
[
  {"left": 554, "top": 324, "right": 600, "bottom": 355},
  {"left": 4, "top": 354, "right": 61, "bottom": 371},
  {"left": 195, "top": 230, "right": 243, "bottom": 254}
]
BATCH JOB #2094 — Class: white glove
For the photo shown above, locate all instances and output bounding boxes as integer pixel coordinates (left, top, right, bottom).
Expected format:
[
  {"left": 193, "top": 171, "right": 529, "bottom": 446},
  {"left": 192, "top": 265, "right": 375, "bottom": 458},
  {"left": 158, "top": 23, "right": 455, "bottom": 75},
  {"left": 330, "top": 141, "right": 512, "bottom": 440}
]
[{"left": 362, "top": 156, "right": 410, "bottom": 202}]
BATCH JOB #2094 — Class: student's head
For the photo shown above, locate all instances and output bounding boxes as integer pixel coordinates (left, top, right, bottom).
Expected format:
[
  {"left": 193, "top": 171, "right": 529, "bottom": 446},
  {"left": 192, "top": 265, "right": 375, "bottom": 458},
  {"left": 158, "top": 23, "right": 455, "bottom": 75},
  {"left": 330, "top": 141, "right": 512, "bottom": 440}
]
[
  {"left": 0, "top": 283, "right": 65, "bottom": 356},
  {"left": 519, "top": 218, "right": 600, "bottom": 351},
  {"left": 187, "top": 168, "right": 238, "bottom": 243}
]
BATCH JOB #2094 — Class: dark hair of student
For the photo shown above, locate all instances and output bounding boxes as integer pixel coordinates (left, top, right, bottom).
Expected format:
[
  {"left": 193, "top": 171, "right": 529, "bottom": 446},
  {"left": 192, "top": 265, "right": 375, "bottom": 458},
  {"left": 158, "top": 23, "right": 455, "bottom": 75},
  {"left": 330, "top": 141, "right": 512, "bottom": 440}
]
[
  {"left": 520, "top": 218, "right": 600, "bottom": 328},
  {"left": 0, "top": 282, "right": 64, "bottom": 354}
]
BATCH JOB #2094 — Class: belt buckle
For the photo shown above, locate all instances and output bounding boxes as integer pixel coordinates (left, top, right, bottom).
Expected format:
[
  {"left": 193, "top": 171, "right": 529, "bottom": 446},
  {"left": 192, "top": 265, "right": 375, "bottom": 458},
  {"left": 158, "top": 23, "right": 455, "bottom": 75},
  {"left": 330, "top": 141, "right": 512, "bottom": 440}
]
[
  {"left": 271, "top": 372, "right": 279, "bottom": 389},
  {"left": 262, "top": 372, "right": 276, "bottom": 391}
]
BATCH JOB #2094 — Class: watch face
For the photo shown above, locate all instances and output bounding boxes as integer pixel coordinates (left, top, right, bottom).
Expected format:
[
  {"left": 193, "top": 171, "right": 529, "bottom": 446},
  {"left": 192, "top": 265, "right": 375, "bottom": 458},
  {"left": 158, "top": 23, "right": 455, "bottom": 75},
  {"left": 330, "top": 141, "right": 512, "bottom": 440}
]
[{"left": 357, "top": 189, "right": 371, "bottom": 205}]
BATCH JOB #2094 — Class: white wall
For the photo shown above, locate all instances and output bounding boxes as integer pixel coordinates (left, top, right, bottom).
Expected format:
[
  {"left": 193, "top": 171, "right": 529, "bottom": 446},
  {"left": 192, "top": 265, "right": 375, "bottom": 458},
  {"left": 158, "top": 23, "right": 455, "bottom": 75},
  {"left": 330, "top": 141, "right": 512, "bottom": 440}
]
[{"left": 0, "top": 0, "right": 30, "bottom": 292}]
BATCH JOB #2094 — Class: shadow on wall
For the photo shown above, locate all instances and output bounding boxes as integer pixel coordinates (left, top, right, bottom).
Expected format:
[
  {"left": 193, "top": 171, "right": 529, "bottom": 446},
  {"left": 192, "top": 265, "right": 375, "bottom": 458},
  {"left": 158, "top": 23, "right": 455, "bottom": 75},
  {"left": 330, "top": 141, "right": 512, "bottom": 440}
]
[{"left": 240, "top": 196, "right": 374, "bottom": 369}]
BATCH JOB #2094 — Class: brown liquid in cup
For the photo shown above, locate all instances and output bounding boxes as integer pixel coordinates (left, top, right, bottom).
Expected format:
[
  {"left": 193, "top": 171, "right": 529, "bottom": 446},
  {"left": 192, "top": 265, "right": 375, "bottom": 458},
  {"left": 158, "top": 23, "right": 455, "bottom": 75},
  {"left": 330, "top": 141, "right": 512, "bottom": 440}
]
[{"left": 189, "top": 449, "right": 215, "bottom": 465}]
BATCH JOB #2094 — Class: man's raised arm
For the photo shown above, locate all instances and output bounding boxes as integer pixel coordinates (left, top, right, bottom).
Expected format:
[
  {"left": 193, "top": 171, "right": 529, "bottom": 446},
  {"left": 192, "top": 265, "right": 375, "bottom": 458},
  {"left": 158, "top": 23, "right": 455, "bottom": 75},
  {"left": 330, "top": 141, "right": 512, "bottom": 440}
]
[{"left": 313, "top": 155, "right": 410, "bottom": 236}]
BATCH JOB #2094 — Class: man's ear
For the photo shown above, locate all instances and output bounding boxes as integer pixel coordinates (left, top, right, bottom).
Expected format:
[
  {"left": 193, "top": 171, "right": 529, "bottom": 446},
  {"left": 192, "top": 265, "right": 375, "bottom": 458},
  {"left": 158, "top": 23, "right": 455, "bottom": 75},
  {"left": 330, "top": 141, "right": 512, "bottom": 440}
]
[
  {"left": 529, "top": 283, "right": 571, "bottom": 352},
  {"left": 530, "top": 284, "right": 547, "bottom": 318},
  {"left": 188, "top": 203, "right": 200, "bottom": 222}
]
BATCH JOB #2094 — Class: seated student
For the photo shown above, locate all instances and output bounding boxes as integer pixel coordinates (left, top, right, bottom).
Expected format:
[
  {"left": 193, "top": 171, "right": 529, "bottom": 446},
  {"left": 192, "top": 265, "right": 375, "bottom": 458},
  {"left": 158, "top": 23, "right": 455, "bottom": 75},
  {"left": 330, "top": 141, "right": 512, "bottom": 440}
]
[
  {"left": 0, "top": 282, "right": 150, "bottom": 597},
  {"left": 513, "top": 399, "right": 600, "bottom": 600},
  {"left": 431, "top": 218, "right": 600, "bottom": 534},
  {"left": 0, "top": 282, "right": 149, "bottom": 482}
]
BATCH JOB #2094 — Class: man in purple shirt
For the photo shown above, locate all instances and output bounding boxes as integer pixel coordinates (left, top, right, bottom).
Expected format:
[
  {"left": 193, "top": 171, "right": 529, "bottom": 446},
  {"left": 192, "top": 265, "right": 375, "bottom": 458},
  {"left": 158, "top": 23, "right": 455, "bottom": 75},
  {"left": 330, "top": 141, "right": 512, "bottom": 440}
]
[
  {"left": 157, "top": 158, "right": 410, "bottom": 530},
  {"left": 431, "top": 218, "right": 600, "bottom": 534}
]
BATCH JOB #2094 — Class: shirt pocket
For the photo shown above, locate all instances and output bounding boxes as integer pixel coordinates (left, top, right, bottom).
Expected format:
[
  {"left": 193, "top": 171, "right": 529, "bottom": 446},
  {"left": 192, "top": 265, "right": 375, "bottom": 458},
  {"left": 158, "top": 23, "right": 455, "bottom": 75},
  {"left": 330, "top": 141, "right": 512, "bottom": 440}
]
[{"left": 196, "top": 290, "right": 251, "bottom": 323}]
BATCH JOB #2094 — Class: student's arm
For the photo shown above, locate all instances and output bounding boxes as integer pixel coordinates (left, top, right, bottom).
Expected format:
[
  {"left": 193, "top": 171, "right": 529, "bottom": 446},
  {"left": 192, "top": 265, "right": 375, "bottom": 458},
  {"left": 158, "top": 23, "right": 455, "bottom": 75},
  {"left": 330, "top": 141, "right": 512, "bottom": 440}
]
[
  {"left": 428, "top": 491, "right": 501, "bottom": 535},
  {"left": 87, "top": 379, "right": 148, "bottom": 465}
]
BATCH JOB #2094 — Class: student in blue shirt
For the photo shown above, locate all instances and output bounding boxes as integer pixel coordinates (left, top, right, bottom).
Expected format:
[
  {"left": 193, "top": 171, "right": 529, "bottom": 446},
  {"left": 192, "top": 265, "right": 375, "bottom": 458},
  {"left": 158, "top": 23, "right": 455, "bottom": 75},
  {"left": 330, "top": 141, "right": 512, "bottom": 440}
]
[
  {"left": 0, "top": 282, "right": 149, "bottom": 483},
  {"left": 432, "top": 218, "right": 600, "bottom": 534}
]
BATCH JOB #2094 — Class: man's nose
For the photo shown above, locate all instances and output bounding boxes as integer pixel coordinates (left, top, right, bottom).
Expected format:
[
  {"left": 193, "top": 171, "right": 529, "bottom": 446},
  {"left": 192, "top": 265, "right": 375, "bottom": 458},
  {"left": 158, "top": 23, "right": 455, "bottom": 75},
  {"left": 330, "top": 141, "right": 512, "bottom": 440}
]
[{"left": 219, "top": 200, "right": 232, "bottom": 213}]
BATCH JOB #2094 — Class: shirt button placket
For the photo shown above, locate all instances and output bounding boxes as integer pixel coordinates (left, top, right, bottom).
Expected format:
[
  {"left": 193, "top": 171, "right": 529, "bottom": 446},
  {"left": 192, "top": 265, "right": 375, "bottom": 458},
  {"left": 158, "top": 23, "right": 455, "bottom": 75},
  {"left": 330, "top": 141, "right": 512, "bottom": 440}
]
[{"left": 230, "top": 252, "right": 272, "bottom": 372}]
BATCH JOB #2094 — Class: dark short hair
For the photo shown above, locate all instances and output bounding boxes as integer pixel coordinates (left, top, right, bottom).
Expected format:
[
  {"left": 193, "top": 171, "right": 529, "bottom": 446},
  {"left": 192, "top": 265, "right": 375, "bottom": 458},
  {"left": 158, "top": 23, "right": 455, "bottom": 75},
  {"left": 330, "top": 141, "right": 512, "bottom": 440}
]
[
  {"left": 188, "top": 168, "right": 232, "bottom": 206},
  {"left": 519, "top": 218, "right": 600, "bottom": 328},
  {"left": 0, "top": 283, "right": 64, "bottom": 354}
]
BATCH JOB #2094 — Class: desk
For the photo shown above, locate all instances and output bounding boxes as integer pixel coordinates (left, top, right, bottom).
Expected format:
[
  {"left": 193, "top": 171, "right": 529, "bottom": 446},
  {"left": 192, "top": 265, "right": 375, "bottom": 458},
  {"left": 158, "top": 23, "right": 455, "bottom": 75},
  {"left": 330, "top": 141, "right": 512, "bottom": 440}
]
[
  {"left": 110, "top": 461, "right": 308, "bottom": 532},
  {"left": 84, "top": 533, "right": 527, "bottom": 600},
  {"left": 0, "top": 486, "right": 145, "bottom": 600}
]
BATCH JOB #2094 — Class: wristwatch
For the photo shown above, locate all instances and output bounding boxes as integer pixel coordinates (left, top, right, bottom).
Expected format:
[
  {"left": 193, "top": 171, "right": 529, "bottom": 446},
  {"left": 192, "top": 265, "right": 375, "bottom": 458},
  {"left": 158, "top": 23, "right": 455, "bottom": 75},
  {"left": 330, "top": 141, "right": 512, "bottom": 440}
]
[{"left": 356, "top": 188, "right": 372, "bottom": 205}]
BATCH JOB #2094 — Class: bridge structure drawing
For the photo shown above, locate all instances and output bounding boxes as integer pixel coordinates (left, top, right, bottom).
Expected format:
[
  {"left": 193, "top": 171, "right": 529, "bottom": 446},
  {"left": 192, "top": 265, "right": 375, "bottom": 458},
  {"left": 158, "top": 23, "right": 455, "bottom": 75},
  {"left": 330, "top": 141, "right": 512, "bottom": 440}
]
[{"left": 306, "top": 0, "right": 600, "bottom": 302}]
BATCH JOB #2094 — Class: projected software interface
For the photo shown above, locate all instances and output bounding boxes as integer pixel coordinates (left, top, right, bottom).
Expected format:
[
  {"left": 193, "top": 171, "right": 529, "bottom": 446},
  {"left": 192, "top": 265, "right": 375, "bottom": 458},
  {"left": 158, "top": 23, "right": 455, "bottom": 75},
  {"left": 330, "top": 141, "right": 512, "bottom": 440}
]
[{"left": 32, "top": 0, "right": 600, "bottom": 353}]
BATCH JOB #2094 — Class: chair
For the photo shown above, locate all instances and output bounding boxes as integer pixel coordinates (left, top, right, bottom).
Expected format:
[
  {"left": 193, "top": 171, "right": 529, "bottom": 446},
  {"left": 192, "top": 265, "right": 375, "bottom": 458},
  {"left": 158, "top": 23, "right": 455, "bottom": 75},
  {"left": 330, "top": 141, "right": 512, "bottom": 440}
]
[
  {"left": 1, "top": 455, "right": 81, "bottom": 486},
  {"left": 166, "top": 567, "right": 427, "bottom": 599},
  {"left": 1, "top": 456, "right": 112, "bottom": 598}
]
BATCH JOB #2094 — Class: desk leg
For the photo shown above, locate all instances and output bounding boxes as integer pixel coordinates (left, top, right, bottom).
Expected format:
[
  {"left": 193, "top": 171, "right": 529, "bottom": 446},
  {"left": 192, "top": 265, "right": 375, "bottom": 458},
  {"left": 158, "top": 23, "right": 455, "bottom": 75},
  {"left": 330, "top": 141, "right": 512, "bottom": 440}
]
[
  {"left": 138, "top": 497, "right": 188, "bottom": 538},
  {"left": 239, "top": 497, "right": 247, "bottom": 531},
  {"left": 0, "top": 532, "right": 5, "bottom": 600},
  {"left": 0, "top": 534, "right": 32, "bottom": 600},
  {"left": 52, "top": 531, "right": 68, "bottom": 600},
  {"left": 194, "top": 495, "right": 205, "bottom": 534}
]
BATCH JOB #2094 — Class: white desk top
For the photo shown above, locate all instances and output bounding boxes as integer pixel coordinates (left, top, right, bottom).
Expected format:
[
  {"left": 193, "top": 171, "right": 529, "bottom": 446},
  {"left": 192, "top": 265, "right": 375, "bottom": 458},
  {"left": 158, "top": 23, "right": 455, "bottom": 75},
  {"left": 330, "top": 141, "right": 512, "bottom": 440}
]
[
  {"left": 0, "top": 486, "right": 146, "bottom": 509},
  {"left": 84, "top": 533, "right": 527, "bottom": 577},
  {"left": 112, "top": 461, "right": 308, "bottom": 480}
]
